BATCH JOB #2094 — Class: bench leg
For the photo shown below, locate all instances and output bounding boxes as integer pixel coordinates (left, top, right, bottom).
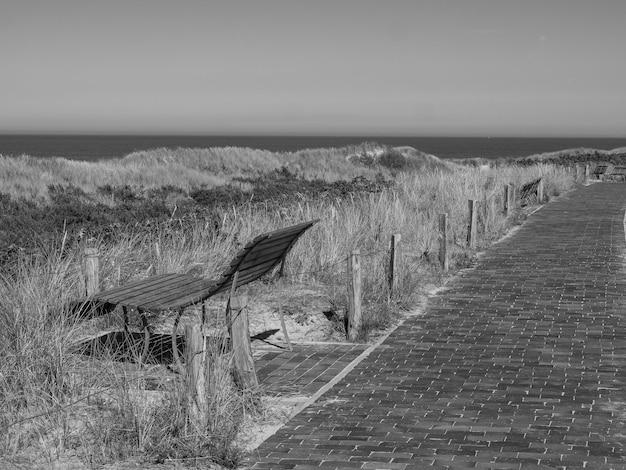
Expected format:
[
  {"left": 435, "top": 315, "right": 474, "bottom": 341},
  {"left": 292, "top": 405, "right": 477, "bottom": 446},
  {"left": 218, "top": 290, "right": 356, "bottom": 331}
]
[
  {"left": 122, "top": 305, "right": 130, "bottom": 334},
  {"left": 172, "top": 308, "right": 183, "bottom": 368},
  {"left": 139, "top": 309, "right": 150, "bottom": 364}
]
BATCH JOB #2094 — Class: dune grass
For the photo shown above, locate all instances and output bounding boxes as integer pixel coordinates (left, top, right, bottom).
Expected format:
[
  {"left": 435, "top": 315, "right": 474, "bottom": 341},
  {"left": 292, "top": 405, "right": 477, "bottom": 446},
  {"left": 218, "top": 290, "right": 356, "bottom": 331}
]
[
  {"left": 0, "top": 143, "right": 457, "bottom": 203},
  {"left": 0, "top": 147, "right": 576, "bottom": 467}
]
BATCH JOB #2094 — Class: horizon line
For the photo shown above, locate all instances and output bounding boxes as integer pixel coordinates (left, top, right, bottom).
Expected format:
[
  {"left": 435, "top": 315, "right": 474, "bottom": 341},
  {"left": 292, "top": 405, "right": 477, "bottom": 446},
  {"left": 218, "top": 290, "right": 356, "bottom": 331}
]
[{"left": 2, "top": 131, "right": 626, "bottom": 140}]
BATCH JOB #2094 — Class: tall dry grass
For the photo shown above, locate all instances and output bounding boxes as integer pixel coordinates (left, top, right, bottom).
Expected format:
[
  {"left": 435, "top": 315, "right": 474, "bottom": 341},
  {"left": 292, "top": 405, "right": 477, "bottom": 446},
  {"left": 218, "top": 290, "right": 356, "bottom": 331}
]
[{"left": 0, "top": 161, "right": 575, "bottom": 466}]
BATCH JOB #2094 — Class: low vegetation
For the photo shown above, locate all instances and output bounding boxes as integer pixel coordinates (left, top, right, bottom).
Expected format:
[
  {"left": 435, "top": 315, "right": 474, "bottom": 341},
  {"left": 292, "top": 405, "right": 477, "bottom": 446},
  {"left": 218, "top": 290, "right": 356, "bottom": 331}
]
[{"left": 0, "top": 142, "right": 580, "bottom": 468}]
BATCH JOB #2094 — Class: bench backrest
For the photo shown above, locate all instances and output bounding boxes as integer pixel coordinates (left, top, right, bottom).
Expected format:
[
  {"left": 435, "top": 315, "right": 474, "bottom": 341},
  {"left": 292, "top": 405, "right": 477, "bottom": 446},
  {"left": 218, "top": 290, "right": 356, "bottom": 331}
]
[
  {"left": 593, "top": 164, "right": 609, "bottom": 176},
  {"left": 207, "top": 219, "right": 319, "bottom": 297},
  {"left": 520, "top": 178, "right": 541, "bottom": 200}
]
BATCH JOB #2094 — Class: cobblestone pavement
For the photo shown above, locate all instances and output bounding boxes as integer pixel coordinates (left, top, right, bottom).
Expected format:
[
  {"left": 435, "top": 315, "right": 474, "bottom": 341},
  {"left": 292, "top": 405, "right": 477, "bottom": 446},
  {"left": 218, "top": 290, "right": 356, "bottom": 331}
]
[
  {"left": 255, "top": 343, "right": 369, "bottom": 396},
  {"left": 245, "top": 184, "right": 626, "bottom": 469}
]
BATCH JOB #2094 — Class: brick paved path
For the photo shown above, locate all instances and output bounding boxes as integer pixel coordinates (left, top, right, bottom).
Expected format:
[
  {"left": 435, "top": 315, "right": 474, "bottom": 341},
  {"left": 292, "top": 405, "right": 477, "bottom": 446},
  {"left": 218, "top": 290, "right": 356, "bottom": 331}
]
[
  {"left": 245, "top": 184, "right": 626, "bottom": 470},
  {"left": 255, "top": 343, "right": 369, "bottom": 396}
]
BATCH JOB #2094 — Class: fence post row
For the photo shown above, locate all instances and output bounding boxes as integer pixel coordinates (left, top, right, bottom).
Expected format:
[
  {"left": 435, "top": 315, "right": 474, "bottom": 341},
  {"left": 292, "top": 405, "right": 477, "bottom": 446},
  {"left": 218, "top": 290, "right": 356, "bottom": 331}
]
[
  {"left": 346, "top": 249, "right": 362, "bottom": 341},
  {"left": 388, "top": 233, "right": 402, "bottom": 301},
  {"left": 467, "top": 200, "right": 477, "bottom": 249},
  {"left": 439, "top": 213, "right": 449, "bottom": 272}
]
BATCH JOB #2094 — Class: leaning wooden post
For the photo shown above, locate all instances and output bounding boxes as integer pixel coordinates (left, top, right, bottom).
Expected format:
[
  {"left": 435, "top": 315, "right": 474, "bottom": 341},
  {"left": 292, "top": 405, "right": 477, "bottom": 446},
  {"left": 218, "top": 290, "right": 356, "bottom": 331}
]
[
  {"left": 387, "top": 234, "right": 402, "bottom": 302},
  {"left": 185, "top": 324, "right": 208, "bottom": 430},
  {"left": 278, "top": 303, "right": 292, "bottom": 351},
  {"left": 229, "top": 296, "right": 258, "bottom": 390},
  {"left": 504, "top": 183, "right": 515, "bottom": 216},
  {"left": 84, "top": 248, "right": 100, "bottom": 296},
  {"left": 503, "top": 185, "right": 509, "bottom": 216},
  {"left": 346, "top": 250, "right": 362, "bottom": 341},
  {"left": 439, "top": 214, "right": 449, "bottom": 272},
  {"left": 467, "top": 200, "right": 477, "bottom": 249},
  {"left": 537, "top": 178, "right": 544, "bottom": 203}
]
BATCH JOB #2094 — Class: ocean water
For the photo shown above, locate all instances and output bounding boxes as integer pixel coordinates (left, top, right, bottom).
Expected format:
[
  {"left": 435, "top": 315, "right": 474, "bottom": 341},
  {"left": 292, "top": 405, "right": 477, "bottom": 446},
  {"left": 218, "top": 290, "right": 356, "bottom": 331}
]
[{"left": 1, "top": 134, "right": 625, "bottom": 161}]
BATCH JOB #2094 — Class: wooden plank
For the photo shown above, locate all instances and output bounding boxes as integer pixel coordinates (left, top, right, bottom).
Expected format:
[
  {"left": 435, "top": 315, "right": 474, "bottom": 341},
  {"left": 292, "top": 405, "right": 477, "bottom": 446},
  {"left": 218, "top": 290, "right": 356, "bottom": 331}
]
[
  {"left": 226, "top": 230, "right": 310, "bottom": 269},
  {"left": 226, "top": 260, "right": 281, "bottom": 287},
  {"left": 211, "top": 221, "right": 319, "bottom": 293},
  {"left": 96, "top": 274, "right": 214, "bottom": 311},
  {"left": 118, "top": 276, "right": 202, "bottom": 304},
  {"left": 93, "top": 274, "right": 184, "bottom": 303},
  {"left": 124, "top": 277, "right": 211, "bottom": 308},
  {"left": 236, "top": 243, "right": 296, "bottom": 270},
  {"left": 256, "top": 220, "right": 318, "bottom": 241},
  {"left": 226, "top": 222, "right": 316, "bottom": 266},
  {"left": 218, "top": 242, "right": 300, "bottom": 285},
  {"left": 109, "top": 276, "right": 208, "bottom": 310},
  {"left": 238, "top": 258, "right": 283, "bottom": 278}
]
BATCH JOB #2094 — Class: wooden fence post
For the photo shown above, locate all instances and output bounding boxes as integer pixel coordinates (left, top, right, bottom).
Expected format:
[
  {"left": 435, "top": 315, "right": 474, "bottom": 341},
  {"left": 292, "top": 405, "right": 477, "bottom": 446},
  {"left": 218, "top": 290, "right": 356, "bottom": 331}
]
[
  {"left": 278, "top": 304, "right": 292, "bottom": 351},
  {"left": 229, "top": 296, "right": 258, "bottom": 389},
  {"left": 84, "top": 248, "right": 100, "bottom": 296},
  {"left": 503, "top": 185, "right": 509, "bottom": 216},
  {"left": 585, "top": 164, "right": 590, "bottom": 185},
  {"left": 537, "top": 179, "right": 544, "bottom": 203},
  {"left": 185, "top": 324, "right": 208, "bottom": 430},
  {"left": 185, "top": 325, "right": 208, "bottom": 430},
  {"left": 467, "top": 200, "right": 477, "bottom": 249},
  {"left": 346, "top": 250, "right": 362, "bottom": 341},
  {"left": 439, "top": 213, "right": 448, "bottom": 272},
  {"left": 482, "top": 194, "right": 489, "bottom": 234},
  {"left": 504, "top": 183, "right": 515, "bottom": 216},
  {"left": 388, "top": 234, "right": 401, "bottom": 301}
]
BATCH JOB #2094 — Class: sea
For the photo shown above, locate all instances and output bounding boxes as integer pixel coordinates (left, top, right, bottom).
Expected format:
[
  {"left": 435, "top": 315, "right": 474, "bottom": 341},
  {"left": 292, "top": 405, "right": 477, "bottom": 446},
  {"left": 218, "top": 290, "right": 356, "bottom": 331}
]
[{"left": 1, "top": 134, "right": 625, "bottom": 162}]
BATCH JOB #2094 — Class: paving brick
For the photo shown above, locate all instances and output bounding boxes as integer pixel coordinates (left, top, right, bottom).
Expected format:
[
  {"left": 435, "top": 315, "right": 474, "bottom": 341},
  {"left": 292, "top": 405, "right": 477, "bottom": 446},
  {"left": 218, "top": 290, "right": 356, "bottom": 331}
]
[{"left": 245, "top": 184, "right": 626, "bottom": 469}]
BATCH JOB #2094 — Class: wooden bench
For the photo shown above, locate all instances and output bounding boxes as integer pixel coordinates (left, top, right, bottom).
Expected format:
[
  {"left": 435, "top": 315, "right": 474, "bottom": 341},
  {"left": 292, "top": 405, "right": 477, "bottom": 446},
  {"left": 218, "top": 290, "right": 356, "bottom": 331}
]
[
  {"left": 519, "top": 178, "right": 542, "bottom": 205},
  {"left": 608, "top": 166, "right": 626, "bottom": 181},
  {"left": 593, "top": 164, "right": 610, "bottom": 179},
  {"left": 87, "top": 220, "right": 319, "bottom": 364}
]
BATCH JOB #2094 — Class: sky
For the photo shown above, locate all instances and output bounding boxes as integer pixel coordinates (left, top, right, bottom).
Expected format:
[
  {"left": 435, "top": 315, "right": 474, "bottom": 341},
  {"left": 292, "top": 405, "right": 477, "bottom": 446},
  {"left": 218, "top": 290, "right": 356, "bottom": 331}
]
[{"left": 1, "top": 0, "right": 625, "bottom": 137}]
